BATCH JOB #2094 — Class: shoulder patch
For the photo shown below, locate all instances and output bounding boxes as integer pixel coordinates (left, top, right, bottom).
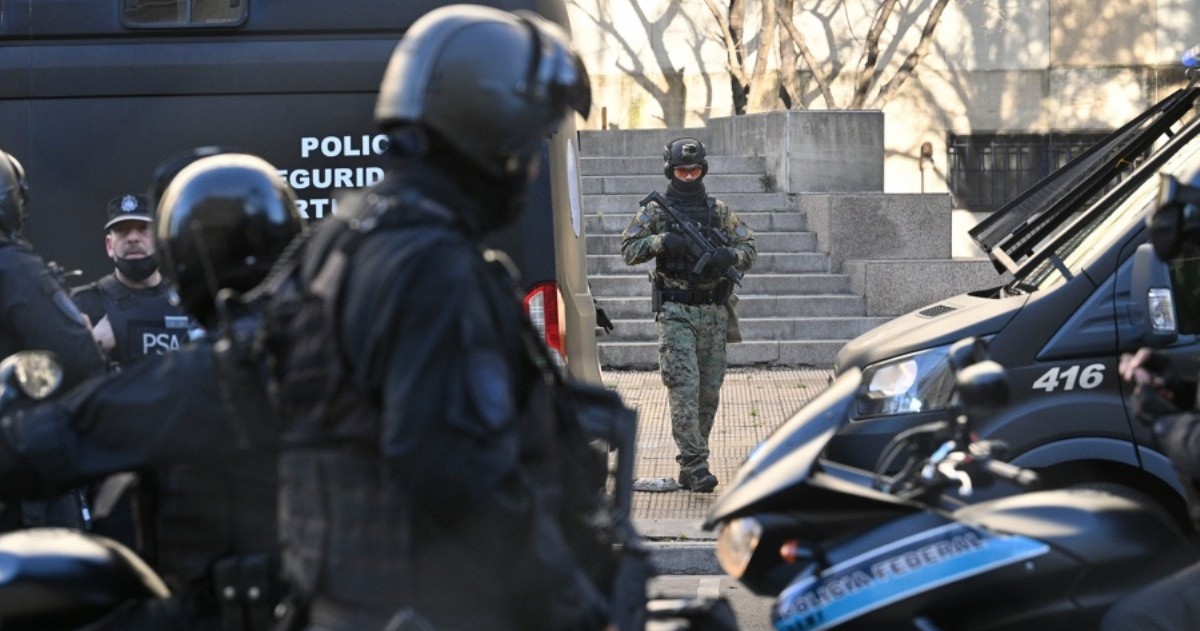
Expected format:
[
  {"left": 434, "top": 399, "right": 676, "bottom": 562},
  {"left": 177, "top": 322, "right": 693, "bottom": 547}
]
[{"left": 467, "top": 350, "right": 514, "bottom": 432}]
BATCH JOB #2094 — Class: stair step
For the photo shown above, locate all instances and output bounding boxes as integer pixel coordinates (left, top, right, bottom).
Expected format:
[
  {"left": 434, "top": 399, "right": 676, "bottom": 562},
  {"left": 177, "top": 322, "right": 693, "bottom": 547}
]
[
  {"left": 598, "top": 340, "right": 847, "bottom": 369},
  {"left": 590, "top": 273, "right": 850, "bottom": 297},
  {"left": 600, "top": 316, "right": 891, "bottom": 342},
  {"left": 580, "top": 155, "right": 766, "bottom": 176},
  {"left": 584, "top": 193, "right": 792, "bottom": 214},
  {"left": 587, "top": 232, "right": 817, "bottom": 256},
  {"left": 583, "top": 174, "right": 775, "bottom": 195},
  {"left": 587, "top": 252, "right": 831, "bottom": 275},
  {"left": 586, "top": 211, "right": 808, "bottom": 234},
  {"left": 579, "top": 129, "right": 717, "bottom": 157},
  {"left": 596, "top": 295, "right": 866, "bottom": 319}
]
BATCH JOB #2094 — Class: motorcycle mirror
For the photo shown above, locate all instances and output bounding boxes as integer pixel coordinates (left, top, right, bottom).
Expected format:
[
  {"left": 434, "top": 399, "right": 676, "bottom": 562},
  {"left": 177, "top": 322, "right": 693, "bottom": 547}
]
[
  {"left": 947, "top": 337, "right": 989, "bottom": 373},
  {"left": 0, "top": 351, "right": 64, "bottom": 402},
  {"left": 954, "top": 360, "right": 1009, "bottom": 418}
]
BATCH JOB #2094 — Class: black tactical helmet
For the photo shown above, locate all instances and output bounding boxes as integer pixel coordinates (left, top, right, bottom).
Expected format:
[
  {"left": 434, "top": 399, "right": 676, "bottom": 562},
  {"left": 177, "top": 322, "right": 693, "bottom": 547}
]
[
  {"left": 1149, "top": 170, "right": 1200, "bottom": 261},
  {"left": 148, "top": 146, "right": 243, "bottom": 206},
  {"left": 0, "top": 150, "right": 29, "bottom": 238},
  {"left": 663, "top": 137, "right": 708, "bottom": 180},
  {"left": 156, "top": 153, "right": 302, "bottom": 326},
  {"left": 374, "top": 4, "right": 591, "bottom": 182}
]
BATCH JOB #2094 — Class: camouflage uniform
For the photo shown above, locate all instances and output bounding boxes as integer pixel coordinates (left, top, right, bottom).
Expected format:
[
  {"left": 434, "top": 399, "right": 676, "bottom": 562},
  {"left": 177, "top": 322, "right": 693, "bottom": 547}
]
[{"left": 621, "top": 195, "right": 756, "bottom": 485}]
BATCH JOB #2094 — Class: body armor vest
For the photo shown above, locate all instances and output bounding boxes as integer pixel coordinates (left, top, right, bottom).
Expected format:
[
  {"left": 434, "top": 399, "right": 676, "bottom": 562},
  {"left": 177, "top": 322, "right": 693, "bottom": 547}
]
[
  {"left": 141, "top": 454, "right": 280, "bottom": 631},
  {"left": 654, "top": 196, "right": 721, "bottom": 283},
  {"left": 263, "top": 191, "right": 458, "bottom": 606},
  {"left": 149, "top": 457, "right": 279, "bottom": 585},
  {"left": 89, "top": 276, "right": 190, "bottom": 365}
]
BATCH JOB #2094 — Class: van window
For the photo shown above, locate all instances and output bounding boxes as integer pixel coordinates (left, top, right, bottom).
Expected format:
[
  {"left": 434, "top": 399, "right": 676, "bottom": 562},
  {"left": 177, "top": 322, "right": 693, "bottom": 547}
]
[{"left": 122, "top": 0, "right": 248, "bottom": 28}]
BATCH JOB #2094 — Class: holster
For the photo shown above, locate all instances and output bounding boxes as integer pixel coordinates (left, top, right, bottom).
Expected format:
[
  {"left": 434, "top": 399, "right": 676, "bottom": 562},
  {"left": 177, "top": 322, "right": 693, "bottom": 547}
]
[
  {"left": 650, "top": 273, "right": 662, "bottom": 313},
  {"left": 212, "top": 553, "right": 281, "bottom": 631},
  {"left": 725, "top": 293, "right": 742, "bottom": 343}
]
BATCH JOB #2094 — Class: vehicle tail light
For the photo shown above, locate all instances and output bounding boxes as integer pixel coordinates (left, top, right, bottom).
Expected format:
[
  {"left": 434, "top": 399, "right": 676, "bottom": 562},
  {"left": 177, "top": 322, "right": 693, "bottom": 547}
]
[{"left": 524, "top": 282, "right": 566, "bottom": 365}]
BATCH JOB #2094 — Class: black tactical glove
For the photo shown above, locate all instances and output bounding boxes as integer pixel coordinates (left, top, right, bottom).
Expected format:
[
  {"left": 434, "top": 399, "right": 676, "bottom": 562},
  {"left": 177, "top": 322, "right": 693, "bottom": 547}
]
[
  {"left": 706, "top": 247, "right": 736, "bottom": 272},
  {"left": 662, "top": 233, "right": 687, "bottom": 255},
  {"left": 1133, "top": 382, "right": 1183, "bottom": 428}
]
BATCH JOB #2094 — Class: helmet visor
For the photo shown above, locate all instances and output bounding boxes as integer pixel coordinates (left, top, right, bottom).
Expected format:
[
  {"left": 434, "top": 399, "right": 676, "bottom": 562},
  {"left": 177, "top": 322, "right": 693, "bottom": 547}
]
[{"left": 518, "top": 11, "right": 592, "bottom": 119}]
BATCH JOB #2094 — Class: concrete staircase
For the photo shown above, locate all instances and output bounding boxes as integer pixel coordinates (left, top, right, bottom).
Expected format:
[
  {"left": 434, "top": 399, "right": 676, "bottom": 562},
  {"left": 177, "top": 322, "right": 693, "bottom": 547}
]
[{"left": 580, "top": 131, "right": 891, "bottom": 369}]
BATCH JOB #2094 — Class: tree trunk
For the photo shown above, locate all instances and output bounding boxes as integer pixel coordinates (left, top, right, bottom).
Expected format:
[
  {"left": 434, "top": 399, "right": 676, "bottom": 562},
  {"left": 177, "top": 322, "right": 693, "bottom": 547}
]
[
  {"left": 706, "top": 0, "right": 749, "bottom": 114},
  {"left": 746, "top": 0, "right": 779, "bottom": 113},
  {"left": 776, "top": 0, "right": 798, "bottom": 109}
]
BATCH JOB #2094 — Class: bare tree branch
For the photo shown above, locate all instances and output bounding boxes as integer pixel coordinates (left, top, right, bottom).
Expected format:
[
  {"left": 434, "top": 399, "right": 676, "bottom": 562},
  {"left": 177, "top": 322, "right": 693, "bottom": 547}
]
[
  {"left": 704, "top": 0, "right": 750, "bottom": 86},
  {"left": 851, "top": 0, "right": 898, "bottom": 109},
  {"left": 871, "top": 0, "right": 952, "bottom": 108},
  {"left": 777, "top": 6, "right": 838, "bottom": 108}
]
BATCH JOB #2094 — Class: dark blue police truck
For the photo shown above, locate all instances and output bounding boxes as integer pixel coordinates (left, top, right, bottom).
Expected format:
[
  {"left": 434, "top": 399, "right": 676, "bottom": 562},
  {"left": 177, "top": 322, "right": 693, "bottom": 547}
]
[{"left": 829, "top": 64, "right": 1200, "bottom": 525}]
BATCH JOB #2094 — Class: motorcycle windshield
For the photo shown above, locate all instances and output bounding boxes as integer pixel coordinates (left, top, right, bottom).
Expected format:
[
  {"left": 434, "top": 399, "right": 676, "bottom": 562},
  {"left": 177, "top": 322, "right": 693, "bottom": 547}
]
[{"left": 706, "top": 369, "right": 861, "bottom": 526}]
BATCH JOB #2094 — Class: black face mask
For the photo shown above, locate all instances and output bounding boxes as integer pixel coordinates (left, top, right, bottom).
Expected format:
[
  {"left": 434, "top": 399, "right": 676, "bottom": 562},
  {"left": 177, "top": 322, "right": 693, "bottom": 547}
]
[
  {"left": 114, "top": 253, "right": 160, "bottom": 283},
  {"left": 667, "top": 178, "right": 707, "bottom": 205}
]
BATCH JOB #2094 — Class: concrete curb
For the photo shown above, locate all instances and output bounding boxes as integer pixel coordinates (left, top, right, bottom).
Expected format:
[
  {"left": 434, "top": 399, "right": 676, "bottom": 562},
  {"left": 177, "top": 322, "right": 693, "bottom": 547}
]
[
  {"left": 646, "top": 541, "right": 721, "bottom": 575},
  {"left": 636, "top": 518, "right": 721, "bottom": 576}
]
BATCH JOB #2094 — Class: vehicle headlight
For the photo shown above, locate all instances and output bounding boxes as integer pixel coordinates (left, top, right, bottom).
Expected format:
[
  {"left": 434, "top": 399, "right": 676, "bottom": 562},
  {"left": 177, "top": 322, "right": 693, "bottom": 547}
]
[
  {"left": 856, "top": 344, "right": 957, "bottom": 418},
  {"left": 715, "top": 517, "right": 762, "bottom": 579}
]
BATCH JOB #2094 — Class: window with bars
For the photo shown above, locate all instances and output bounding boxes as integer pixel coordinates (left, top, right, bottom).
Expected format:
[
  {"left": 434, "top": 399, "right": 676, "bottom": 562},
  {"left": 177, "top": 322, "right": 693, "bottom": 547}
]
[{"left": 947, "top": 132, "right": 1112, "bottom": 212}]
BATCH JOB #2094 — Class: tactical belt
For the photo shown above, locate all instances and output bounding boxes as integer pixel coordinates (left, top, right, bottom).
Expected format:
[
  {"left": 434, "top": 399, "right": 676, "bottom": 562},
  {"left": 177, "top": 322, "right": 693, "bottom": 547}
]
[{"left": 659, "top": 287, "right": 723, "bottom": 305}]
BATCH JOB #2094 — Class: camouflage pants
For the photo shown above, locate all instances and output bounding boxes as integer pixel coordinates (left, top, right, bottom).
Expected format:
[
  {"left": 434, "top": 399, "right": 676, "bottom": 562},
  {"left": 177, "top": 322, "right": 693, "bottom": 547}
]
[{"left": 657, "top": 301, "right": 728, "bottom": 476}]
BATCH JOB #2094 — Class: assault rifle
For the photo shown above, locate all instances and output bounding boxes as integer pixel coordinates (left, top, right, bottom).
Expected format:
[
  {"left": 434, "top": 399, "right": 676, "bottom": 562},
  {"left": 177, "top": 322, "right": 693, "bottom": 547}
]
[{"left": 639, "top": 191, "right": 742, "bottom": 287}]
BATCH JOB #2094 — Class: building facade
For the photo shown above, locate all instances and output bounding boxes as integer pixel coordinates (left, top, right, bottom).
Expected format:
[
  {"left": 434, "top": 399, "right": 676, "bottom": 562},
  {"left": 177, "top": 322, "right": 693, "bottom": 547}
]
[{"left": 566, "top": 0, "right": 1199, "bottom": 203}]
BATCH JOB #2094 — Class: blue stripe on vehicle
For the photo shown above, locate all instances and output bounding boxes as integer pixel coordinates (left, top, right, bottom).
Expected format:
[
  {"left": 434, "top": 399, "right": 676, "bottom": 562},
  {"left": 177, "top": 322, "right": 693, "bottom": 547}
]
[{"left": 772, "top": 523, "right": 1049, "bottom": 631}]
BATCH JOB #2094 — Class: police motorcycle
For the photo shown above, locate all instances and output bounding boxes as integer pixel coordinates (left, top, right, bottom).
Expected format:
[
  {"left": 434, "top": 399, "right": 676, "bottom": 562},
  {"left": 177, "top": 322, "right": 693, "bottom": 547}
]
[
  {"left": 706, "top": 338, "right": 1198, "bottom": 630},
  {"left": 0, "top": 351, "right": 169, "bottom": 629},
  {"left": 0, "top": 349, "right": 729, "bottom": 631}
]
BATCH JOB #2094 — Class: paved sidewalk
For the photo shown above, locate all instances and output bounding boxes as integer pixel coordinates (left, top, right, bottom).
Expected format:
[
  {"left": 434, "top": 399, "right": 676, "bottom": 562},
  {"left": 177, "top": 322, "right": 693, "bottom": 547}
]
[{"left": 604, "top": 368, "right": 832, "bottom": 573}]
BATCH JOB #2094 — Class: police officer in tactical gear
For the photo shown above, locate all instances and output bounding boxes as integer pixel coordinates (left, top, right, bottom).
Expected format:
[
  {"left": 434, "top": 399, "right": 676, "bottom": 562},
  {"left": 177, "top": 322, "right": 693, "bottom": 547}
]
[
  {"left": 1104, "top": 167, "right": 1200, "bottom": 631},
  {"left": 259, "top": 6, "right": 611, "bottom": 630},
  {"left": 72, "top": 194, "right": 191, "bottom": 368},
  {"left": 0, "top": 150, "right": 105, "bottom": 389},
  {"left": 0, "top": 148, "right": 108, "bottom": 531},
  {"left": 621, "top": 137, "right": 756, "bottom": 493},
  {"left": 0, "top": 152, "right": 300, "bottom": 630},
  {"left": 71, "top": 193, "right": 193, "bottom": 549}
]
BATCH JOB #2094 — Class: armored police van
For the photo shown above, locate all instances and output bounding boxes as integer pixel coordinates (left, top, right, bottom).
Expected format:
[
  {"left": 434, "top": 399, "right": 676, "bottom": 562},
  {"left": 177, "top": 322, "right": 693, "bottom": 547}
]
[
  {"left": 828, "top": 72, "right": 1200, "bottom": 523},
  {"left": 0, "top": 0, "right": 601, "bottom": 382}
]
